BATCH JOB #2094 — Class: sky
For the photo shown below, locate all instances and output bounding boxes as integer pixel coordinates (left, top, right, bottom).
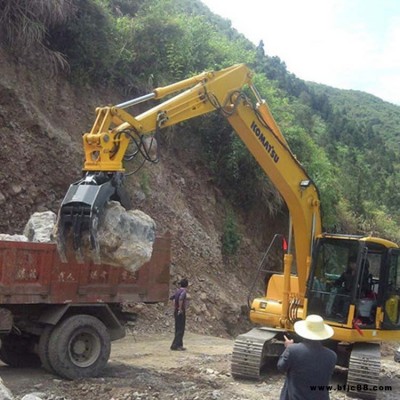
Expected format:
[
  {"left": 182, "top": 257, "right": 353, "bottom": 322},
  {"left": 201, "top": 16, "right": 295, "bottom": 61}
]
[{"left": 200, "top": 0, "right": 400, "bottom": 105}]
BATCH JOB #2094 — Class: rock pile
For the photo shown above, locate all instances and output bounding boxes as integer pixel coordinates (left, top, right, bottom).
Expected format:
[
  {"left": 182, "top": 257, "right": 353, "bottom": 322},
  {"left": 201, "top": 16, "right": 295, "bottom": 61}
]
[{"left": 0, "top": 202, "right": 156, "bottom": 273}]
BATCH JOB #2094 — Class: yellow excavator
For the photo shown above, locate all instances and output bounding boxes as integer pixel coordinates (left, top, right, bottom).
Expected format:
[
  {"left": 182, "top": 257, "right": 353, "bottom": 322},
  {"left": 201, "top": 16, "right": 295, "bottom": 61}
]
[{"left": 57, "top": 64, "right": 400, "bottom": 399}]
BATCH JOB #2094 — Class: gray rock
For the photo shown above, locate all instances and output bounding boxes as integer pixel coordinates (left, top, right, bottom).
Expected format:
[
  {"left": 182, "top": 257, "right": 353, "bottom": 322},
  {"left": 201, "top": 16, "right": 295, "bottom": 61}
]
[
  {"left": 0, "top": 234, "right": 28, "bottom": 242},
  {"left": 51, "top": 201, "right": 156, "bottom": 271},
  {"left": 395, "top": 346, "right": 400, "bottom": 362},
  {"left": 0, "top": 377, "right": 14, "bottom": 400},
  {"left": 21, "top": 394, "right": 44, "bottom": 400},
  {"left": 95, "top": 202, "right": 156, "bottom": 272},
  {"left": 23, "top": 211, "right": 56, "bottom": 242}
]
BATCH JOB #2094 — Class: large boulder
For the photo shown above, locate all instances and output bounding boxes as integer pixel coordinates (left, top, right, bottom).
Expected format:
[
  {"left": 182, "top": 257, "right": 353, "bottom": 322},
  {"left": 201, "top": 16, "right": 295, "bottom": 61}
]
[
  {"left": 54, "top": 201, "right": 156, "bottom": 272},
  {"left": 94, "top": 201, "right": 156, "bottom": 272},
  {"left": 55, "top": 202, "right": 157, "bottom": 272}
]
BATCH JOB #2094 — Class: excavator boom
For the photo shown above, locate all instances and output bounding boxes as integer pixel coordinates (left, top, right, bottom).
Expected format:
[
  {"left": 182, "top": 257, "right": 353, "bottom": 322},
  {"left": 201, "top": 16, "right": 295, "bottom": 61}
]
[{"left": 57, "top": 64, "right": 321, "bottom": 292}]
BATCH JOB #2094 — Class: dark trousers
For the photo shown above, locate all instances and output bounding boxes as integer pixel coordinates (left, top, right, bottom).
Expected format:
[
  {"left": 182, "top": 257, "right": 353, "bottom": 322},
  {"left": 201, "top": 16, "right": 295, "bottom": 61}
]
[{"left": 171, "top": 310, "right": 186, "bottom": 349}]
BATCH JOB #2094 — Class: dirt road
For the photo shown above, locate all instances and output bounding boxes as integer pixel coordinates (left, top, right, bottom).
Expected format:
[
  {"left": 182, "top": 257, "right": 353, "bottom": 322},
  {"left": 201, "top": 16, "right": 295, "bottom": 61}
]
[{"left": 1, "top": 332, "right": 399, "bottom": 400}]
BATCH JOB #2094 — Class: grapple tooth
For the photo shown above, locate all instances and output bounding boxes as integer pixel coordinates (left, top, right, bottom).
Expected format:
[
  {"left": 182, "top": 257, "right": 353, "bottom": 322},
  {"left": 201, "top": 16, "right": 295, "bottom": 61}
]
[
  {"left": 55, "top": 172, "right": 131, "bottom": 264},
  {"left": 55, "top": 212, "right": 67, "bottom": 264},
  {"left": 72, "top": 211, "right": 80, "bottom": 251},
  {"left": 89, "top": 215, "right": 101, "bottom": 265}
]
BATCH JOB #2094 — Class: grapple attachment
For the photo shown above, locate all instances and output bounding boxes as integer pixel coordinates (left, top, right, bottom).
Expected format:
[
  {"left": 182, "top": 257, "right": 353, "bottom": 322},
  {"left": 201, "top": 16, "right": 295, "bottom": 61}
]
[{"left": 56, "top": 172, "right": 131, "bottom": 262}]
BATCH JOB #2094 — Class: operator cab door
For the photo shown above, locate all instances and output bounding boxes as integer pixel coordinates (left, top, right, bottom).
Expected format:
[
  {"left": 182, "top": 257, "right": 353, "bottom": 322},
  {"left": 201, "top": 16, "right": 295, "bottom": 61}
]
[
  {"left": 381, "top": 249, "right": 400, "bottom": 329},
  {"left": 306, "top": 238, "right": 374, "bottom": 325}
]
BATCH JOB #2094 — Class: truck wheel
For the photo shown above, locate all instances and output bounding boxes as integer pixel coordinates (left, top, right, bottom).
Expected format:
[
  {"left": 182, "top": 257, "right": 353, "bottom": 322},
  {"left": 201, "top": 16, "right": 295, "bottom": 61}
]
[
  {"left": 47, "top": 314, "right": 111, "bottom": 380},
  {"left": 38, "top": 325, "right": 56, "bottom": 373},
  {"left": 0, "top": 334, "right": 41, "bottom": 368}
]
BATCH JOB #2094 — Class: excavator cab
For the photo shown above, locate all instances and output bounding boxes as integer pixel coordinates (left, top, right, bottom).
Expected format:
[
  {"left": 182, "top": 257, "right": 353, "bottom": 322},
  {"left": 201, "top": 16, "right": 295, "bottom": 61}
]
[
  {"left": 305, "top": 234, "right": 400, "bottom": 398},
  {"left": 306, "top": 234, "right": 400, "bottom": 331}
]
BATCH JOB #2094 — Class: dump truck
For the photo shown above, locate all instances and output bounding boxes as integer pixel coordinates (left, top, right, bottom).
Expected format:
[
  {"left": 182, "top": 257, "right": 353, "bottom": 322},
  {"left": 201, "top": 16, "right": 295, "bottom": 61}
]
[{"left": 0, "top": 235, "right": 170, "bottom": 379}]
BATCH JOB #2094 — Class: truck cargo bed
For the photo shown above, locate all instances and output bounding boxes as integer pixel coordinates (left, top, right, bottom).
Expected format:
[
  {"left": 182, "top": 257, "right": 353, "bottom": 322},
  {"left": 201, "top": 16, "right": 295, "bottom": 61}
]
[{"left": 0, "top": 235, "right": 170, "bottom": 305}]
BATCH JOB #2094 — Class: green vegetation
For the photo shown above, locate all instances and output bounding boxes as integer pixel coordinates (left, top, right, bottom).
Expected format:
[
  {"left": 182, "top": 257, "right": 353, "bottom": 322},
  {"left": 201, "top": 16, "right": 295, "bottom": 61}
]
[
  {"left": 222, "top": 209, "right": 241, "bottom": 256},
  {"left": 0, "top": 0, "right": 74, "bottom": 73},
  {"left": 1, "top": 0, "right": 400, "bottom": 243},
  {"left": 139, "top": 171, "right": 150, "bottom": 197}
]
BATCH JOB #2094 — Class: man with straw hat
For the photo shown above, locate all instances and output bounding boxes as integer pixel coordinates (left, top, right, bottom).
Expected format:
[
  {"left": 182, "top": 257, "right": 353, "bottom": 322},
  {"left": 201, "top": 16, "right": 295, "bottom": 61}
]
[{"left": 277, "top": 314, "right": 337, "bottom": 400}]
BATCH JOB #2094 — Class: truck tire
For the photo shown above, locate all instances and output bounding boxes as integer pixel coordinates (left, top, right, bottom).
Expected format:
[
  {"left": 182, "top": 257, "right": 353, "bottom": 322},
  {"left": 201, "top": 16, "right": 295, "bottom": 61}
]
[
  {"left": 47, "top": 314, "right": 111, "bottom": 380},
  {"left": 38, "top": 325, "right": 56, "bottom": 373},
  {"left": 0, "top": 334, "right": 41, "bottom": 368}
]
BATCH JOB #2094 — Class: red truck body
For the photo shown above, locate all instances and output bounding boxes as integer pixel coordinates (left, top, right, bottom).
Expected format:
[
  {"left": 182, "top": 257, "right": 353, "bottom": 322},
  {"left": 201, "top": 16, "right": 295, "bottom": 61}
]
[{"left": 0, "top": 235, "right": 170, "bottom": 305}]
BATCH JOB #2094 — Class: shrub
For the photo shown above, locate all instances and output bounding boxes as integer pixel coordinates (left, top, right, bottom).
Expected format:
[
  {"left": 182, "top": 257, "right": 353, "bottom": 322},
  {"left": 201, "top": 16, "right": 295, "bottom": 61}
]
[{"left": 222, "top": 210, "right": 241, "bottom": 256}]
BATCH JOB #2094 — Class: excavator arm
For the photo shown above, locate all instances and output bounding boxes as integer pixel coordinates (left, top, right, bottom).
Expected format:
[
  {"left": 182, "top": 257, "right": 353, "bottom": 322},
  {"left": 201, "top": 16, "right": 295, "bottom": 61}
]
[
  {"left": 57, "top": 64, "right": 321, "bottom": 297},
  {"left": 81, "top": 64, "right": 252, "bottom": 172},
  {"left": 57, "top": 65, "right": 250, "bottom": 257}
]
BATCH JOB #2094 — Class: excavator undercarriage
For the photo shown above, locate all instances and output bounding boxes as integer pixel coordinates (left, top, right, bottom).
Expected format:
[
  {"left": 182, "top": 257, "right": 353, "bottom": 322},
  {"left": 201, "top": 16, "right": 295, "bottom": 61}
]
[
  {"left": 232, "top": 330, "right": 382, "bottom": 400},
  {"left": 231, "top": 328, "right": 284, "bottom": 379},
  {"left": 347, "top": 343, "right": 381, "bottom": 399}
]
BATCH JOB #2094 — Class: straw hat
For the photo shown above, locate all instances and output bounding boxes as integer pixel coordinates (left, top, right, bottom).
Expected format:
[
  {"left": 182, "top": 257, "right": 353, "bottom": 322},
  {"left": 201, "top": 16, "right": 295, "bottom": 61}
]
[{"left": 294, "top": 315, "right": 334, "bottom": 340}]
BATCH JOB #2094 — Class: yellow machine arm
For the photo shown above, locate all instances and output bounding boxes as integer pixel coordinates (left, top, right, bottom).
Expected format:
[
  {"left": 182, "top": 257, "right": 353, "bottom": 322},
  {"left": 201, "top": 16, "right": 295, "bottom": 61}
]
[{"left": 58, "top": 64, "right": 321, "bottom": 297}]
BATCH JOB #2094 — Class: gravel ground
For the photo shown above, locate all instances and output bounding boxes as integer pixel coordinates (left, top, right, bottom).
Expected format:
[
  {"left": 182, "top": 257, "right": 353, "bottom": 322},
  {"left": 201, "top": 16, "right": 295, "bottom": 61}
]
[{"left": 1, "top": 331, "right": 399, "bottom": 400}]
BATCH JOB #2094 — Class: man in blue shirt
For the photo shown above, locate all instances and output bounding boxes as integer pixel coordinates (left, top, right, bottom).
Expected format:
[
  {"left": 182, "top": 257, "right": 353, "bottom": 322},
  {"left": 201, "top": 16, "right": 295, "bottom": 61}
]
[
  {"left": 278, "top": 315, "right": 337, "bottom": 400},
  {"left": 170, "top": 278, "right": 188, "bottom": 351}
]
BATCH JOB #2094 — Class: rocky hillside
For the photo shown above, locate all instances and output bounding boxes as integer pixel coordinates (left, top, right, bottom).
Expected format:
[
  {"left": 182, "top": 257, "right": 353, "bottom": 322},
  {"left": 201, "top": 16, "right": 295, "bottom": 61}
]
[{"left": 0, "top": 48, "right": 285, "bottom": 338}]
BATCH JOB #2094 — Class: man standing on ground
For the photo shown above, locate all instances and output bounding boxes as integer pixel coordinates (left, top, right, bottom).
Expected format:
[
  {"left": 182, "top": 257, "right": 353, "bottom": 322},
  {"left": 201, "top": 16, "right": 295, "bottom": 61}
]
[
  {"left": 277, "top": 314, "right": 337, "bottom": 400},
  {"left": 170, "top": 278, "right": 188, "bottom": 351}
]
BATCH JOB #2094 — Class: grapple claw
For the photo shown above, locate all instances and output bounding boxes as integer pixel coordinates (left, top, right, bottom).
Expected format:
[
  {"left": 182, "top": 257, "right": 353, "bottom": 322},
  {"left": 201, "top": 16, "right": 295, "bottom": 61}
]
[{"left": 55, "top": 172, "right": 131, "bottom": 263}]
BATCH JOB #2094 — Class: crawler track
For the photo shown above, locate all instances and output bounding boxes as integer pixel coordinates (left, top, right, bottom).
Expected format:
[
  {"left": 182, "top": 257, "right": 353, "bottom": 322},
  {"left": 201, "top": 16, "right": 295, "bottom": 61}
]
[
  {"left": 347, "top": 343, "right": 381, "bottom": 399},
  {"left": 231, "top": 328, "right": 282, "bottom": 380}
]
